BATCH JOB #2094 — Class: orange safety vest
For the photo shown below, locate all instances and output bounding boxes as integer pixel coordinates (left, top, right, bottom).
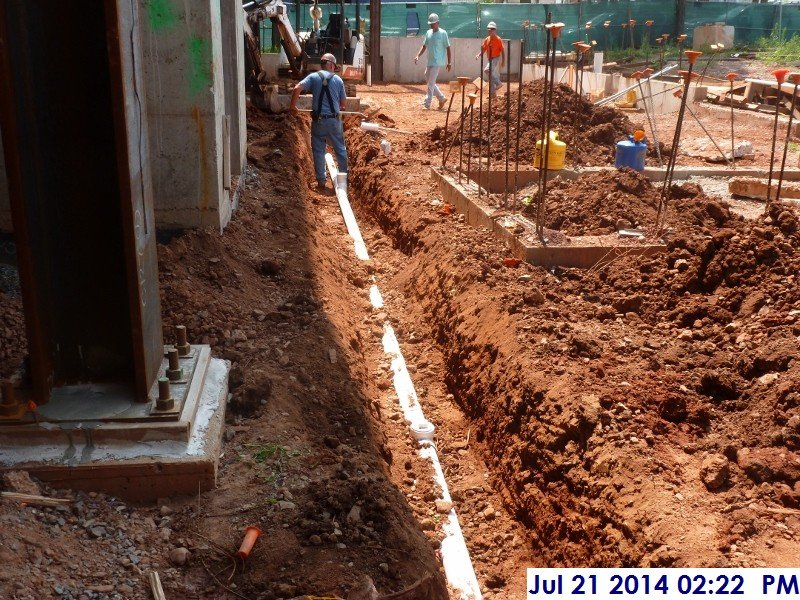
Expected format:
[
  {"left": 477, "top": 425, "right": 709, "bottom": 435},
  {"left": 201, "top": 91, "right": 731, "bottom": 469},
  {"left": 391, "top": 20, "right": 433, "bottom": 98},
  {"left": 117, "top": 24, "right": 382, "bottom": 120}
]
[{"left": 482, "top": 36, "right": 504, "bottom": 60}]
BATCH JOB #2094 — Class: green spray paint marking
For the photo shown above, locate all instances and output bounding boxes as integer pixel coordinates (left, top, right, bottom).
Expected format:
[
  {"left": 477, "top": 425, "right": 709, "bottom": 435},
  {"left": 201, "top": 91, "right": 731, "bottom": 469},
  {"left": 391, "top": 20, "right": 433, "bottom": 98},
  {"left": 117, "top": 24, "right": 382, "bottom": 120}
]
[
  {"left": 145, "top": 0, "right": 177, "bottom": 31},
  {"left": 188, "top": 35, "right": 212, "bottom": 96}
]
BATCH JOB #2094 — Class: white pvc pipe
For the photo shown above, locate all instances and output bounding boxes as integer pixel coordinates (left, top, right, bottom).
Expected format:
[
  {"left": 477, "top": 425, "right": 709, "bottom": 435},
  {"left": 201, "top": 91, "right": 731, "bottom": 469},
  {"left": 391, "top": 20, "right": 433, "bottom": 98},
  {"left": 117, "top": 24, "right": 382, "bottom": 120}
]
[{"left": 325, "top": 153, "right": 483, "bottom": 600}]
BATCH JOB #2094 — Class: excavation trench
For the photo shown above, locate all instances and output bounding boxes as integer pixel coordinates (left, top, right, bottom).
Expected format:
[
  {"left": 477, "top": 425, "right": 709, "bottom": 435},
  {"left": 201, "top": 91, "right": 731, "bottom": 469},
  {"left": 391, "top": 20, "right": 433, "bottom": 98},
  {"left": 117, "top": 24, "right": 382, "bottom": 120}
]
[{"left": 345, "top": 105, "right": 800, "bottom": 571}]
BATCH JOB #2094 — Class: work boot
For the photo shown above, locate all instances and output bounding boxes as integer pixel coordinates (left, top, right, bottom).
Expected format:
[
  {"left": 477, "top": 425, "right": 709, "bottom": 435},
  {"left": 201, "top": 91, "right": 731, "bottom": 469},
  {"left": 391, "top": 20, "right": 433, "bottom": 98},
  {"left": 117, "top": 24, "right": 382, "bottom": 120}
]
[{"left": 438, "top": 98, "right": 446, "bottom": 110}]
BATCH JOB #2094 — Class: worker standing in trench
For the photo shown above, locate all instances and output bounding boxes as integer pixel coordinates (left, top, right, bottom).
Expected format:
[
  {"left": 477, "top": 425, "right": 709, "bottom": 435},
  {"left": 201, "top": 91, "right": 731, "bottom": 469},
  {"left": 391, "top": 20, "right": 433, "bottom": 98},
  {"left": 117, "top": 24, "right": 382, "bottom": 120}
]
[
  {"left": 414, "top": 13, "right": 452, "bottom": 110},
  {"left": 290, "top": 53, "right": 348, "bottom": 193},
  {"left": 476, "top": 22, "right": 505, "bottom": 98}
]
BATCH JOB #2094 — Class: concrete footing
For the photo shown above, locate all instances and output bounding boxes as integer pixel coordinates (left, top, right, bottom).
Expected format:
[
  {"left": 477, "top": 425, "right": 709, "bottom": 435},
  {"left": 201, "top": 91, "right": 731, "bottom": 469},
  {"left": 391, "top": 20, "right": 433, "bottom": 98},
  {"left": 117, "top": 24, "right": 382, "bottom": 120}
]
[
  {"left": 433, "top": 167, "right": 666, "bottom": 269},
  {"left": 0, "top": 348, "right": 229, "bottom": 500}
]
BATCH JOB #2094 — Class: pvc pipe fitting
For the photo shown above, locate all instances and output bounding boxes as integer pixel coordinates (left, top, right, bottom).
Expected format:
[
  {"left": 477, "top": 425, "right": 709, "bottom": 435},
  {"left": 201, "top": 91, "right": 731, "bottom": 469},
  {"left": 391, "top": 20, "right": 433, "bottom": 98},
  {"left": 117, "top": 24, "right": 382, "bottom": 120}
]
[
  {"left": 236, "top": 526, "right": 263, "bottom": 560},
  {"left": 360, "top": 121, "right": 380, "bottom": 133},
  {"left": 410, "top": 420, "right": 436, "bottom": 443}
]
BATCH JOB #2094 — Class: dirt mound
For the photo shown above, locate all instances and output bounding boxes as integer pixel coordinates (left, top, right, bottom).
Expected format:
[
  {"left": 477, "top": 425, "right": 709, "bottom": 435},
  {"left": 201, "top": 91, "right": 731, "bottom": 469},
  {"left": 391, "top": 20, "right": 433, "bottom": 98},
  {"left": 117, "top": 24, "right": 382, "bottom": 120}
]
[
  {"left": 0, "top": 290, "right": 26, "bottom": 379},
  {"left": 525, "top": 168, "right": 737, "bottom": 236},
  {"left": 430, "top": 80, "right": 634, "bottom": 166}
]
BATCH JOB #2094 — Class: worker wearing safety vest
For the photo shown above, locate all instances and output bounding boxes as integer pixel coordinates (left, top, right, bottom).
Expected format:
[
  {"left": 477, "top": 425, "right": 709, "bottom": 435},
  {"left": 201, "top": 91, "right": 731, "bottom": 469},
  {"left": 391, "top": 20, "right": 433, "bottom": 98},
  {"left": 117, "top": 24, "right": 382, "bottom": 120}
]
[
  {"left": 476, "top": 22, "right": 505, "bottom": 98},
  {"left": 290, "top": 53, "right": 348, "bottom": 192}
]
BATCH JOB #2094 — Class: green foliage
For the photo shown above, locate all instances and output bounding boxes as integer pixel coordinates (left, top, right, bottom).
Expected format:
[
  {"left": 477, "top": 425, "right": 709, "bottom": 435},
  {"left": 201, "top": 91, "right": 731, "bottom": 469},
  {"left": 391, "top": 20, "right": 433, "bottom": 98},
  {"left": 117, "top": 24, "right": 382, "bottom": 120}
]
[
  {"left": 756, "top": 33, "right": 800, "bottom": 65},
  {"left": 252, "top": 444, "right": 299, "bottom": 462}
]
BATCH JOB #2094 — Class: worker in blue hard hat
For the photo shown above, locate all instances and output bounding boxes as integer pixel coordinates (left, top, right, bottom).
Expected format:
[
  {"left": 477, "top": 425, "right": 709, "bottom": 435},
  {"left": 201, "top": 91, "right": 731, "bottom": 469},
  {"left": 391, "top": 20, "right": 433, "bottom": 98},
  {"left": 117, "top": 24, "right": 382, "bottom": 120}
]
[
  {"left": 414, "top": 13, "right": 452, "bottom": 110},
  {"left": 290, "top": 53, "right": 348, "bottom": 192}
]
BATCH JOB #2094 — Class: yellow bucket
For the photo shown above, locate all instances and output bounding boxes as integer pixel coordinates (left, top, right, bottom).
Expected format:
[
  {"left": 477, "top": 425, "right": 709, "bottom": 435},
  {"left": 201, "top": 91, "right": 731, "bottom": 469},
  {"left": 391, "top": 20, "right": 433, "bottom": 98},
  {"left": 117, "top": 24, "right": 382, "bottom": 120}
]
[{"left": 534, "top": 130, "right": 566, "bottom": 170}]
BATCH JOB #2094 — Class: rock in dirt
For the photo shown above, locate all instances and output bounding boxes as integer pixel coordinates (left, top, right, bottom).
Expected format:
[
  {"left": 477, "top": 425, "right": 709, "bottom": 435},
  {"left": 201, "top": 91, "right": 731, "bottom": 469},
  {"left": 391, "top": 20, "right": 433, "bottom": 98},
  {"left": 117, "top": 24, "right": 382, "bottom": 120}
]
[
  {"left": 346, "top": 576, "right": 379, "bottom": 600},
  {"left": 168, "top": 547, "right": 191, "bottom": 567},
  {"left": 700, "top": 454, "right": 730, "bottom": 490},
  {"left": 435, "top": 499, "right": 453, "bottom": 514},
  {"left": 2, "top": 471, "right": 41, "bottom": 496},
  {"left": 737, "top": 448, "right": 800, "bottom": 484}
]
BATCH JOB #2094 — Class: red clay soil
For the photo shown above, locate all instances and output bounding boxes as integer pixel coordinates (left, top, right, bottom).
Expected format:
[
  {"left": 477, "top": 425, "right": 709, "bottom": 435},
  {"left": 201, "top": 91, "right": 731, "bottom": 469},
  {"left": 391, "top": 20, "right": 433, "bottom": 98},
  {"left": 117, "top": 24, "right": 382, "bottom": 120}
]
[
  {"left": 522, "top": 168, "right": 738, "bottom": 236},
  {"left": 0, "top": 111, "right": 454, "bottom": 599},
  {"left": 347, "top": 118, "right": 800, "bottom": 569},
  {"left": 427, "top": 81, "right": 635, "bottom": 166}
]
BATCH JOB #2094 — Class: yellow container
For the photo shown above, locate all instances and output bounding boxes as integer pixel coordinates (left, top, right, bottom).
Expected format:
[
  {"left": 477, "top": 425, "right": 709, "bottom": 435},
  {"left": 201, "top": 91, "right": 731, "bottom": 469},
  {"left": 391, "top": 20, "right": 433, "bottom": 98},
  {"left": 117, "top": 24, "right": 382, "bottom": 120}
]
[{"left": 534, "top": 130, "right": 566, "bottom": 170}]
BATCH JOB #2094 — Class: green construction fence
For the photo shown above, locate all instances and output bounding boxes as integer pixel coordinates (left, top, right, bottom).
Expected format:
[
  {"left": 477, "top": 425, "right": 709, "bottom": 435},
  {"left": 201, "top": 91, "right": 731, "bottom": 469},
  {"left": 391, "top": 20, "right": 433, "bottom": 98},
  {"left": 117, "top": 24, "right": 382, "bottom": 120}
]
[{"left": 259, "top": 2, "right": 800, "bottom": 53}]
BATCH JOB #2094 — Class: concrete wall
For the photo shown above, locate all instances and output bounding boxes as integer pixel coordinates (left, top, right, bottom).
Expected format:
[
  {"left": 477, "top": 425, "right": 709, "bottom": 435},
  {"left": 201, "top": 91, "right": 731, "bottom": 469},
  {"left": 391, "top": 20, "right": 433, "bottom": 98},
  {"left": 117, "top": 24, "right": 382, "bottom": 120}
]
[
  {"left": 221, "top": 0, "right": 246, "bottom": 177},
  {"left": 380, "top": 37, "right": 522, "bottom": 84},
  {"left": 0, "top": 128, "right": 10, "bottom": 232},
  {"left": 139, "top": 0, "right": 230, "bottom": 231}
]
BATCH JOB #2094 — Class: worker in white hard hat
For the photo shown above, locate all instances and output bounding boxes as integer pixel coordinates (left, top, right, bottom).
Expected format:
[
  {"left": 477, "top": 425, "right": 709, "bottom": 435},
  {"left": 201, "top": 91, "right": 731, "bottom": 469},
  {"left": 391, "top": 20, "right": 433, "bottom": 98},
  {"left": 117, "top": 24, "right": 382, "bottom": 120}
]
[
  {"left": 290, "top": 53, "right": 348, "bottom": 192},
  {"left": 413, "top": 13, "right": 451, "bottom": 110},
  {"left": 476, "top": 21, "right": 505, "bottom": 98}
]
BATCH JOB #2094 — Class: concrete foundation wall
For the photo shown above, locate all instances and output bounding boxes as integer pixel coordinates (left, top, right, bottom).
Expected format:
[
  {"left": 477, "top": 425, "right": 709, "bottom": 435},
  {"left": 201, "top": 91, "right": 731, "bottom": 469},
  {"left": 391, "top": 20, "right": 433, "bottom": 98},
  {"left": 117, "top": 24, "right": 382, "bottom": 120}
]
[
  {"left": 139, "top": 0, "right": 230, "bottom": 231},
  {"left": 221, "top": 0, "right": 246, "bottom": 177},
  {"left": 0, "top": 128, "right": 10, "bottom": 233},
  {"left": 380, "top": 37, "right": 522, "bottom": 84}
]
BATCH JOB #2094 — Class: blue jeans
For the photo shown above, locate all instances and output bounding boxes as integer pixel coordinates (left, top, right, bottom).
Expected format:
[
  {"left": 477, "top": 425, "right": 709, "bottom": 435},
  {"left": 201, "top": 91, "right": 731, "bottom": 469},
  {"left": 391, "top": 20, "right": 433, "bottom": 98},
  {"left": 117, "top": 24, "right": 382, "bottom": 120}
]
[
  {"left": 483, "top": 57, "right": 501, "bottom": 96},
  {"left": 311, "top": 117, "right": 348, "bottom": 184},
  {"left": 425, "top": 65, "right": 446, "bottom": 108}
]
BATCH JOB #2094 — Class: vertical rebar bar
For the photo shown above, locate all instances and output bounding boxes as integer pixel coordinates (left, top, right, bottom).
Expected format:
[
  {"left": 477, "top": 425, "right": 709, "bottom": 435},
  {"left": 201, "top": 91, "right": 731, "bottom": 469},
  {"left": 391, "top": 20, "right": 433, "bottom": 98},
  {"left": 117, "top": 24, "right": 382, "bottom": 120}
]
[
  {"left": 727, "top": 73, "right": 736, "bottom": 171},
  {"left": 776, "top": 76, "right": 800, "bottom": 203},
  {"left": 538, "top": 22, "right": 561, "bottom": 243},
  {"left": 467, "top": 97, "right": 476, "bottom": 188},
  {"left": 458, "top": 81, "right": 466, "bottom": 183},
  {"left": 504, "top": 39, "right": 511, "bottom": 207},
  {"left": 536, "top": 14, "right": 553, "bottom": 237},
  {"left": 441, "top": 93, "right": 456, "bottom": 166},
  {"left": 767, "top": 69, "right": 790, "bottom": 212},
  {"left": 657, "top": 51, "right": 701, "bottom": 232},
  {"left": 514, "top": 38, "right": 524, "bottom": 209},
  {"left": 643, "top": 68, "right": 663, "bottom": 167},
  {"left": 488, "top": 50, "right": 493, "bottom": 177},
  {"left": 479, "top": 51, "right": 484, "bottom": 201}
]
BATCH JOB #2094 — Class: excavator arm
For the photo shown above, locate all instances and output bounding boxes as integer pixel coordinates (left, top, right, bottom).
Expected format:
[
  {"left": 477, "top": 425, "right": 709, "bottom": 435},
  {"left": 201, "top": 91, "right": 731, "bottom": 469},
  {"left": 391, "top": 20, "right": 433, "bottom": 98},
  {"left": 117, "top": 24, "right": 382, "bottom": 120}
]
[{"left": 245, "top": 0, "right": 304, "bottom": 76}]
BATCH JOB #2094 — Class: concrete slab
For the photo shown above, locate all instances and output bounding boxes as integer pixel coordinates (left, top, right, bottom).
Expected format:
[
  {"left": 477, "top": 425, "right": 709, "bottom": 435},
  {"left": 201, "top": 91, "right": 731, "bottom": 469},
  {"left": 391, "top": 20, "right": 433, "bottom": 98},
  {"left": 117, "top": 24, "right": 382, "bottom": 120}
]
[
  {"left": 729, "top": 176, "right": 800, "bottom": 202},
  {"left": 0, "top": 357, "right": 229, "bottom": 501},
  {"left": 432, "top": 167, "right": 666, "bottom": 269}
]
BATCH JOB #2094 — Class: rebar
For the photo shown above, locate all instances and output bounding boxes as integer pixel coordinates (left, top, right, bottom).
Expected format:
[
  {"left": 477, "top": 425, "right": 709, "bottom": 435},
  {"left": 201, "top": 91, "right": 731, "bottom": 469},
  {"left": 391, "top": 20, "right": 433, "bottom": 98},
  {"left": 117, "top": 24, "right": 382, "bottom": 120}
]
[
  {"left": 633, "top": 73, "right": 661, "bottom": 167},
  {"left": 642, "top": 68, "right": 663, "bottom": 167},
  {"left": 535, "top": 13, "right": 553, "bottom": 240},
  {"left": 478, "top": 51, "right": 484, "bottom": 201},
  {"left": 441, "top": 93, "right": 456, "bottom": 166},
  {"left": 537, "top": 22, "right": 562, "bottom": 243},
  {"left": 767, "top": 69, "right": 790, "bottom": 212},
  {"left": 727, "top": 73, "right": 736, "bottom": 171},
  {"left": 657, "top": 51, "right": 702, "bottom": 233},
  {"left": 458, "top": 80, "right": 466, "bottom": 183},
  {"left": 467, "top": 96, "right": 476, "bottom": 188},
  {"left": 504, "top": 39, "right": 511, "bottom": 207},
  {"left": 514, "top": 38, "right": 524, "bottom": 209},
  {"left": 776, "top": 74, "right": 800, "bottom": 202},
  {"left": 683, "top": 96, "right": 732, "bottom": 166}
]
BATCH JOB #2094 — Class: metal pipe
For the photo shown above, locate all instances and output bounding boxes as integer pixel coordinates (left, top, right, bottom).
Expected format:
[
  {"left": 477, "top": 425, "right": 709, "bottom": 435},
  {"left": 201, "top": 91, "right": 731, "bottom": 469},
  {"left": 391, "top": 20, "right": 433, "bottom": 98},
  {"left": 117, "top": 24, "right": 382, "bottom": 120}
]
[
  {"left": 596, "top": 64, "right": 677, "bottom": 105},
  {"left": 767, "top": 69, "right": 790, "bottom": 212},
  {"left": 776, "top": 74, "right": 800, "bottom": 202}
]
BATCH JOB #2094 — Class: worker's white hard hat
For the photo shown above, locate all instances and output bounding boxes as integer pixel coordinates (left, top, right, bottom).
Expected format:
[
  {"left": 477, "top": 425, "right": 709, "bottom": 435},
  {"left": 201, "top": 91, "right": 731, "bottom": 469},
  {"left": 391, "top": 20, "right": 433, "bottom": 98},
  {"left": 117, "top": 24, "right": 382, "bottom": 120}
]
[
  {"left": 428, "top": 13, "right": 439, "bottom": 25},
  {"left": 487, "top": 22, "right": 497, "bottom": 30},
  {"left": 321, "top": 53, "right": 337, "bottom": 66}
]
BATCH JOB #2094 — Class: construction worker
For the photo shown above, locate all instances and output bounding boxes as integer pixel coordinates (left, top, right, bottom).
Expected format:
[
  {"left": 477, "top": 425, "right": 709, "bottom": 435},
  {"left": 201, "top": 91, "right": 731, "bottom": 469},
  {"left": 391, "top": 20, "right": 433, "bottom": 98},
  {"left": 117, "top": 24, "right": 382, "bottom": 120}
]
[
  {"left": 476, "top": 22, "right": 505, "bottom": 98},
  {"left": 414, "top": 13, "right": 452, "bottom": 110},
  {"left": 290, "top": 53, "right": 348, "bottom": 192}
]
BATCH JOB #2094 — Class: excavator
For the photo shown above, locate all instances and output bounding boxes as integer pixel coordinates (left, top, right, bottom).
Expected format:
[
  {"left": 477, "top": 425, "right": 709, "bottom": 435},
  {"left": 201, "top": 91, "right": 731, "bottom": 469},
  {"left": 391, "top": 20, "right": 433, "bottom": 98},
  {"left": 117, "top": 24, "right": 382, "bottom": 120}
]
[{"left": 243, "top": 0, "right": 364, "bottom": 111}]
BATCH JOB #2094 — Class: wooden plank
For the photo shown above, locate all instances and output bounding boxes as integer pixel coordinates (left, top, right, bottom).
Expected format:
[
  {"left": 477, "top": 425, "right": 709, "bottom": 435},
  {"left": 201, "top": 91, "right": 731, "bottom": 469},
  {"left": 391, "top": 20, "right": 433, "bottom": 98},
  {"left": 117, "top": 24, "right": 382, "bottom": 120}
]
[{"left": 0, "top": 491, "right": 71, "bottom": 506}]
